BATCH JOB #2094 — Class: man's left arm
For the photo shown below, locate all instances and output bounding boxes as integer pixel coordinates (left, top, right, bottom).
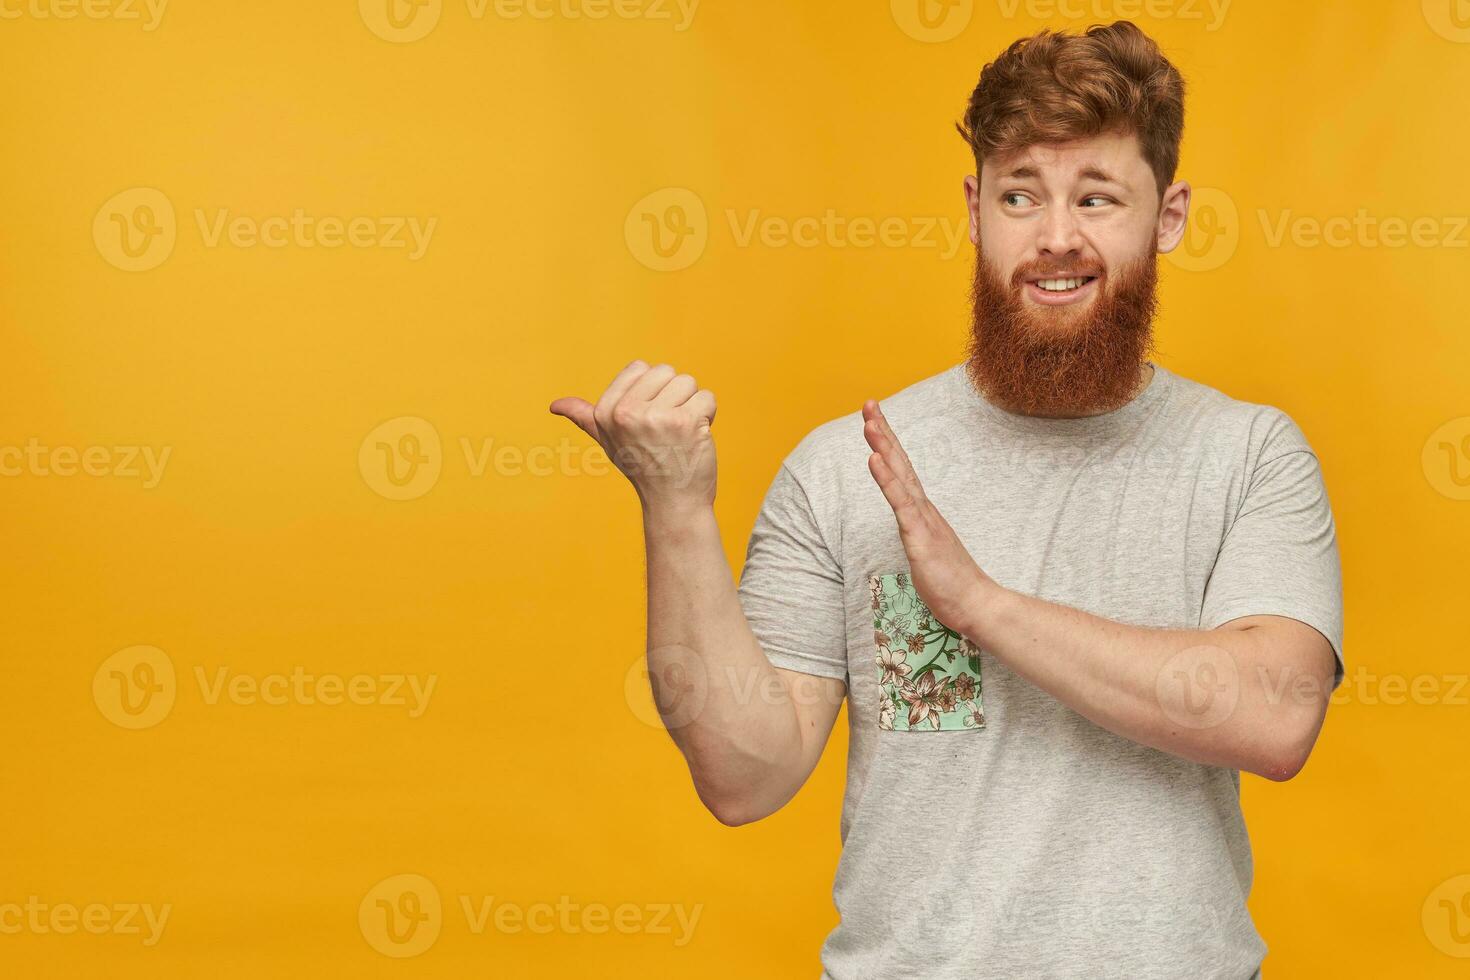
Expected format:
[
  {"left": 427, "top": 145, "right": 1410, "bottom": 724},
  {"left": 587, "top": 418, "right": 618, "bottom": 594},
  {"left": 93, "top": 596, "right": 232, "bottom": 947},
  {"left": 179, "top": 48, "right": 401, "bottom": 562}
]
[
  {"left": 962, "top": 593, "right": 1335, "bottom": 781},
  {"left": 861, "top": 399, "right": 1343, "bottom": 782}
]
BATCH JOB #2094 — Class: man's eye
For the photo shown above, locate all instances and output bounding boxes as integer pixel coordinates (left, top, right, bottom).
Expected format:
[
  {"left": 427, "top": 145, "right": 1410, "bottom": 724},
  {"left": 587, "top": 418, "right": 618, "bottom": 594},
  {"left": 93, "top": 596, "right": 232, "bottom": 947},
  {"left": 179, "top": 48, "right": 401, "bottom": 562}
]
[
  {"left": 1080, "top": 196, "right": 1110, "bottom": 208},
  {"left": 1002, "top": 193, "right": 1029, "bottom": 207}
]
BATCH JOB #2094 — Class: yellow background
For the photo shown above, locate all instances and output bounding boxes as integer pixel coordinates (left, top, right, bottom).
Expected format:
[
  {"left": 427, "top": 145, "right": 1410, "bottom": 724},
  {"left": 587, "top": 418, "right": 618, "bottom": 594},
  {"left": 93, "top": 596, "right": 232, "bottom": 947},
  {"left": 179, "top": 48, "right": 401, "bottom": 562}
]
[{"left": 3, "top": 0, "right": 1469, "bottom": 976}]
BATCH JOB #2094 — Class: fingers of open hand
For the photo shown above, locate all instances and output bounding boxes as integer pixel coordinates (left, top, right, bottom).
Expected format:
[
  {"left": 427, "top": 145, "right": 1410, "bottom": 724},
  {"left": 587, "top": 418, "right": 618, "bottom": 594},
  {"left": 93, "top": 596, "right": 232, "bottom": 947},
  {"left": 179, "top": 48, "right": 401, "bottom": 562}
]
[
  {"left": 868, "top": 449, "right": 925, "bottom": 532},
  {"left": 863, "top": 407, "right": 925, "bottom": 500},
  {"left": 877, "top": 411, "right": 923, "bottom": 494}
]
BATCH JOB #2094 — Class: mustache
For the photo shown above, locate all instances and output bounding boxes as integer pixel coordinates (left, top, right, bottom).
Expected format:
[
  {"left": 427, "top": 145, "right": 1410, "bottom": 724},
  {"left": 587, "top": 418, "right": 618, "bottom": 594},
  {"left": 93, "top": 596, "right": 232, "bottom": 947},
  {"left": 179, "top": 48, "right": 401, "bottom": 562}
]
[{"left": 1012, "top": 264, "right": 1104, "bottom": 284}]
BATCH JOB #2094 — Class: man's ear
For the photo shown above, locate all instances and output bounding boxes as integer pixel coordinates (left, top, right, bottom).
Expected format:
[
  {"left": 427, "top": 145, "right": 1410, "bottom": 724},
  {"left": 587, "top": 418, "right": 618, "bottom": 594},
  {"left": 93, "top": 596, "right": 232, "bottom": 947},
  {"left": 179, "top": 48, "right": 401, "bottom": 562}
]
[
  {"left": 963, "top": 173, "right": 982, "bottom": 246},
  {"left": 1156, "top": 180, "right": 1191, "bottom": 253}
]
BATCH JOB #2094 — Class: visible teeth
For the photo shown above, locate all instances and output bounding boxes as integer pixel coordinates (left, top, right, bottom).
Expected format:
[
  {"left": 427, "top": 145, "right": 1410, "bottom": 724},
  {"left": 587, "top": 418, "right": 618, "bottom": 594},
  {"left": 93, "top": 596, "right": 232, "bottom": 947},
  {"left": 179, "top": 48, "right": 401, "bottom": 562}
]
[{"left": 1036, "top": 277, "right": 1089, "bottom": 291}]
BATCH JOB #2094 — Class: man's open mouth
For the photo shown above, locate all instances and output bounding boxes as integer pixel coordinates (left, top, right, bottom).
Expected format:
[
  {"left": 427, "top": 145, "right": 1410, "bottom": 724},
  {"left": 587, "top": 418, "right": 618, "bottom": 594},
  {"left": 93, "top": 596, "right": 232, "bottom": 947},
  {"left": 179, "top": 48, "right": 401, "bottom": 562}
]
[
  {"left": 1029, "top": 276, "right": 1098, "bottom": 292},
  {"left": 1022, "top": 274, "right": 1100, "bottom": 305}
]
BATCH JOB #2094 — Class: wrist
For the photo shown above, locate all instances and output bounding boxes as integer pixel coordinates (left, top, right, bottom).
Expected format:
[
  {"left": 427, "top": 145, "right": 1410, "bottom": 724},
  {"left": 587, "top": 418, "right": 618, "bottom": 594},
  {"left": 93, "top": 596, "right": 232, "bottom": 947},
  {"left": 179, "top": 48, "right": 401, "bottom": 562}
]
[
  {"left": 956, "top": 576, "right": 1016, "bottom": 650},
  {"left": 640, "top": 498, "right": 717, "bottom": 538}
]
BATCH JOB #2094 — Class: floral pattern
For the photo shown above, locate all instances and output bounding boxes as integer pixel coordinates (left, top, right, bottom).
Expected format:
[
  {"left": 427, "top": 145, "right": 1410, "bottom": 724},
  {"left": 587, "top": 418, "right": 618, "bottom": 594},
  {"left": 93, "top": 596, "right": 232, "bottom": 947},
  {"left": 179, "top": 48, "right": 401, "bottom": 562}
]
[{"left": 871, "top": 571, "right": 986, "bottom": 732}]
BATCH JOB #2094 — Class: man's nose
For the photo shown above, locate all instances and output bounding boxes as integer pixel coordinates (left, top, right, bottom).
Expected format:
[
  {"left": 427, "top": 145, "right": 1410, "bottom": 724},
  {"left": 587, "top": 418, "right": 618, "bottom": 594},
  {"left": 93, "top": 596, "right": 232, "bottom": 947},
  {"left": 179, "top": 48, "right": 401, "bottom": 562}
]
[{"left": 1036, "top": 204, "right": 1085, "bottom": 257}]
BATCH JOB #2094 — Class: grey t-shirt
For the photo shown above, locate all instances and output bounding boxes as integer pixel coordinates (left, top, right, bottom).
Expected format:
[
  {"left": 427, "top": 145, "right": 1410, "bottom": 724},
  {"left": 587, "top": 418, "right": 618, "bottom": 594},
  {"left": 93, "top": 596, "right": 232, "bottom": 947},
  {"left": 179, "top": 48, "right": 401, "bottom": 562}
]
[{"left": 735, "top": 360, "right": 1344, "bottom": 980}]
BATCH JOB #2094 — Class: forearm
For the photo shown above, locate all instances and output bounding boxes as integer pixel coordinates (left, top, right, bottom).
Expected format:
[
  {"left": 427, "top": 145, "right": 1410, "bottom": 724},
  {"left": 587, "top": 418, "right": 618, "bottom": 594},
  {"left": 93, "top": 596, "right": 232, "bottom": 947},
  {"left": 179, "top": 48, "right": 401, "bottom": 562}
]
[
  {"left": 959, "top": 586, "right": 1325, "bottom": 779},
  {"left": 642, "top": 503, "right": 809, "bottom": 818}
]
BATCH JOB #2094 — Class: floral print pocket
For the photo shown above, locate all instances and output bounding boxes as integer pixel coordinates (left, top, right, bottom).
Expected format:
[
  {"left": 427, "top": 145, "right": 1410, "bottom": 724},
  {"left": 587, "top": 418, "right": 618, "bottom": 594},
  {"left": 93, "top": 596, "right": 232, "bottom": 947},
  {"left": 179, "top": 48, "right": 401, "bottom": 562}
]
[{"left": 871, "top": 572, "right": 985, "bottom": 732}]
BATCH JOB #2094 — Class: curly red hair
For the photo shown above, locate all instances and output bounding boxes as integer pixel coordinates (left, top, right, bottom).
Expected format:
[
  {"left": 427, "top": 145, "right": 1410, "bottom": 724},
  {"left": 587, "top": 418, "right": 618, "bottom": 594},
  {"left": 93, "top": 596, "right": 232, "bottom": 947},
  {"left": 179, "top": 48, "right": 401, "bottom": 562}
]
[{"left": 957, "top": 20, "right": 1186, "bottom": 198}]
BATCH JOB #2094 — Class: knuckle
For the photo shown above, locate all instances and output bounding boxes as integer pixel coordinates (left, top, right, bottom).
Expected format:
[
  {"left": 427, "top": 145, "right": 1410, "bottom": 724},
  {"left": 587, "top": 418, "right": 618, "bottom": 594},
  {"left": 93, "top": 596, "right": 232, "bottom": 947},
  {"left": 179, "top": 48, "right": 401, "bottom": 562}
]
[{"left": 610, "top": 401, "right": 639, "bottom": 427}]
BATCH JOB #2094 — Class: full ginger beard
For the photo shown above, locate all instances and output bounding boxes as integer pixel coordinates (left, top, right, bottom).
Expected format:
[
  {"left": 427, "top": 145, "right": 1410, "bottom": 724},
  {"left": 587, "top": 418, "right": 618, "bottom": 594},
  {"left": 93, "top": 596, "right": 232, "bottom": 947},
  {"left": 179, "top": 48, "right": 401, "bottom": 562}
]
[{"left": 964, "top": 244, "right": 1160, "bottom": 418}]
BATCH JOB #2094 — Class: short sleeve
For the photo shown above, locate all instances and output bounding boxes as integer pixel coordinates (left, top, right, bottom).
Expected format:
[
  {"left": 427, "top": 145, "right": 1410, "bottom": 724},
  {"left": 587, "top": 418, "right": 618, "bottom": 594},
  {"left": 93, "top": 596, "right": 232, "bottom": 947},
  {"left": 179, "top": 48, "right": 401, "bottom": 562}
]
[
  {"left": 736, "top": 462, "right": 849, "bottom": 682},
  {"left": 1199, "top": 419, "right": 1345, "bottom": 691}
]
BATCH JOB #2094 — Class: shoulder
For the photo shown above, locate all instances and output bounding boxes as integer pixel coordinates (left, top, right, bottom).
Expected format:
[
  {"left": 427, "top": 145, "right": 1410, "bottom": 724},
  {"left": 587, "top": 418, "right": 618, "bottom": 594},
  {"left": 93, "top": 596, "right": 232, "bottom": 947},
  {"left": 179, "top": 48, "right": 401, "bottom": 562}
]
[{"left": 1160, "top": 368, "right": 1319, "bottom": 462}]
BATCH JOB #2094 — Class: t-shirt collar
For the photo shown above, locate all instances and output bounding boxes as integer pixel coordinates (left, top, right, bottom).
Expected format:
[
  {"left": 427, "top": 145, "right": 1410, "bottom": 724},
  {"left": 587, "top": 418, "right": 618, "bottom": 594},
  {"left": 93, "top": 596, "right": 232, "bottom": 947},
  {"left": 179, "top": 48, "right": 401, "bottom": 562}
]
[{"left": 954, "top": 359, "right": 1173, "bottom": 437}]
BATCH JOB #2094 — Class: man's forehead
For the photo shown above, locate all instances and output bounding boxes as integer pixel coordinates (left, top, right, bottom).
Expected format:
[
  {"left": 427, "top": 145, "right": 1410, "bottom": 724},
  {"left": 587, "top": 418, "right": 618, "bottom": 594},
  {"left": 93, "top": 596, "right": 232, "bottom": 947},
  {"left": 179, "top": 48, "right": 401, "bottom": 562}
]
[{"left": 983, "top": 132, "right": 1147, "bottom": 185}]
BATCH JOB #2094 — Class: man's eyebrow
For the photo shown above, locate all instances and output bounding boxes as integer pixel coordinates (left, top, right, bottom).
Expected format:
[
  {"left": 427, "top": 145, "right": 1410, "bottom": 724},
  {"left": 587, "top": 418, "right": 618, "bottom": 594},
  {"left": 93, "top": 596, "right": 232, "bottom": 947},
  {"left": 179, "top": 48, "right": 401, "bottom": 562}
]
[
  {"left": 1000, "top": 165, "right": 1041, "bottom": 180},
  {"left": 1078, "top": 166, "right": 1124, "bottom": 186},
  {"left": 999, "top": 164, "right": 1125, "bottom": 186}
]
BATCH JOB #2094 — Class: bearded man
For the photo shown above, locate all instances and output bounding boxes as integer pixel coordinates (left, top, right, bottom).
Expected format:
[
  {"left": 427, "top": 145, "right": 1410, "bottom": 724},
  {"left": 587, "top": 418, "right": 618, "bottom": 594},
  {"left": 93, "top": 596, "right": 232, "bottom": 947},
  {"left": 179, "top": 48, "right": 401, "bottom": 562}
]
[{"left": 551, "top": 19, "right": 1343, "bottom": 980}]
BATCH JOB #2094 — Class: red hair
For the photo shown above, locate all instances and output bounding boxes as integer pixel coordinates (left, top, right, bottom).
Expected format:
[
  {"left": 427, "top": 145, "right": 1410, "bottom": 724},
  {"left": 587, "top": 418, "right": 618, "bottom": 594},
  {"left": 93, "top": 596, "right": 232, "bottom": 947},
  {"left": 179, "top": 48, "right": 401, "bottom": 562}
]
[{"left": 957, "top": 20, "right": 1186, "bottom": 197}]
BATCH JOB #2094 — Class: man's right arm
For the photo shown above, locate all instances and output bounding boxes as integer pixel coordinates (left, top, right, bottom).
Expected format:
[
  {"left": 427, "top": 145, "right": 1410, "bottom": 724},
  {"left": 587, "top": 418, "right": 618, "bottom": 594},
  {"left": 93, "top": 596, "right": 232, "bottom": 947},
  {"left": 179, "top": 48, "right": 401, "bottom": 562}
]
[
  {"left": 643, "top": 503, "right": 846, "bottom": 826},
  {"left": 550, "top": 360, "right": 846, "bottom": 827}
]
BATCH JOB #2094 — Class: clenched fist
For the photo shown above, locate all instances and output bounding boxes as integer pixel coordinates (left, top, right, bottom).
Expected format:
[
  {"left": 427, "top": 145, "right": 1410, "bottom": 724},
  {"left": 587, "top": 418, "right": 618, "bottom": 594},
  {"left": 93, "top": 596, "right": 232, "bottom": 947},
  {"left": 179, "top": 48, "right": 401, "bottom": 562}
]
[{"left": 549, "top": 360, "right": 718, "bottom": 515}]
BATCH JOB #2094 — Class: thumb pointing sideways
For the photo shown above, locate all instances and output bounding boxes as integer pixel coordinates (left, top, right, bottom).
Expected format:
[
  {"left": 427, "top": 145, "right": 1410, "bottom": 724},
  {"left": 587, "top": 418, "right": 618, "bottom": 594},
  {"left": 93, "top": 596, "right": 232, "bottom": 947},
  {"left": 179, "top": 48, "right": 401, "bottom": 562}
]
[{"left": 548, "top": 396, "right": 600, "bottom": 442}]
